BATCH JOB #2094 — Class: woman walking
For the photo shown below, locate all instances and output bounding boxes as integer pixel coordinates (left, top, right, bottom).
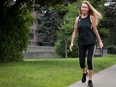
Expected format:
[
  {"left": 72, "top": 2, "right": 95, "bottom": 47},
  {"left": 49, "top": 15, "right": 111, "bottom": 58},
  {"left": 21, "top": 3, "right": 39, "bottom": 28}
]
[{"left": 70, "top": 0, "right": 103, "bottom": 87}]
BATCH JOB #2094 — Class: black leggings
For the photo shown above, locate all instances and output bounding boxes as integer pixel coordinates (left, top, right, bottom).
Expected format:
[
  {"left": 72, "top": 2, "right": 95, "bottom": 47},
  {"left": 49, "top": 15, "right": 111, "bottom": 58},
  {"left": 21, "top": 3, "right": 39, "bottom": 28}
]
[{"left": 78, "top": 44, "right": 95, "bottom": 70}]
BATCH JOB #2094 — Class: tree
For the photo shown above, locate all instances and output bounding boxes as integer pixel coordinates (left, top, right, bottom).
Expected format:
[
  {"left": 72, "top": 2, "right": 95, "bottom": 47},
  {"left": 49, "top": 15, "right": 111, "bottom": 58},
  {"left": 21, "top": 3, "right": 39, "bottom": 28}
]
[
  {"left": 38, "top": 8, "right": 63, "bottom": 46},
  {"left": 55, "top": 1, "right": 80, "bottom": 58},
  {"left": 0, "top": 0, "right": 34, "bottom": 62},
  {"left": 103, "top": 1, "right": 116, "bottom": 46}
]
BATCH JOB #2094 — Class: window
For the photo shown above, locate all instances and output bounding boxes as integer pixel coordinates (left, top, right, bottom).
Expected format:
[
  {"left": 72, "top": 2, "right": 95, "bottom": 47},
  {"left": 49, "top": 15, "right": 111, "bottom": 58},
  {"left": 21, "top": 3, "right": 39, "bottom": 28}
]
[
  {"left": 30, "top": 29, "right": 34, "bottom": 33},
  {"left": 35, "top": 30, "right": 38, "bottom": 36},
  {"left": 29, "top": 33, "right": 34, "bottom": 39}
]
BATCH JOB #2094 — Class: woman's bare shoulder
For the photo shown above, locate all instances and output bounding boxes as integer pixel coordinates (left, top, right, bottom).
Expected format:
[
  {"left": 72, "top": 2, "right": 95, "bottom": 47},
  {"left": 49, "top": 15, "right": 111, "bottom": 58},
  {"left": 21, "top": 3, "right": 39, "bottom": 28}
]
[{"left": 75, "top": 16, "right": 79, "bottom": 22}]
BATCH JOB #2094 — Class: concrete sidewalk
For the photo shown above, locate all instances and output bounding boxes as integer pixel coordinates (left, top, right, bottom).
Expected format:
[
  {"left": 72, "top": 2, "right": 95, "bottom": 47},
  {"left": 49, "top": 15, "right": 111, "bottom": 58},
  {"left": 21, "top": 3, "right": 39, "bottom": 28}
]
[{"left": 68, "top": 64, "right": 116, "bottom": 87}]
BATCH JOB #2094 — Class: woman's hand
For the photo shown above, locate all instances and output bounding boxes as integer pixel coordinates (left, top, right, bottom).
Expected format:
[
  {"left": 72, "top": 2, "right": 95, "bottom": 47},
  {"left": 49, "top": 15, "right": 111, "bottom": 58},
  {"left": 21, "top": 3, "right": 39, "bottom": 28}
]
[
  {"left": 70, "top": 43, "right": 73, "bottom": 51},
  {"left": 99, "top": 42, "right": 103, "bottom": 49}
]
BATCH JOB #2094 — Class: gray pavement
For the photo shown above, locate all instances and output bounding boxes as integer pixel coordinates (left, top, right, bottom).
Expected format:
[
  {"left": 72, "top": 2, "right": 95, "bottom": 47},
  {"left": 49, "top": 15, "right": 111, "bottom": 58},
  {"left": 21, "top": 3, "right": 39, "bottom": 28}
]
[{"left": 68, "top": 64, "right": 116, "bottom": 87}]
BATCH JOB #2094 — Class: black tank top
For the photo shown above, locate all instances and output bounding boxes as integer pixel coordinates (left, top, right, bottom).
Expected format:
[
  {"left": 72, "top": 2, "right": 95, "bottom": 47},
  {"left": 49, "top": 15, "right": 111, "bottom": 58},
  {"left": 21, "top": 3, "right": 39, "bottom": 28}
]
[{"left": 78, "top": 15, "right": 96, "bottom": 45}]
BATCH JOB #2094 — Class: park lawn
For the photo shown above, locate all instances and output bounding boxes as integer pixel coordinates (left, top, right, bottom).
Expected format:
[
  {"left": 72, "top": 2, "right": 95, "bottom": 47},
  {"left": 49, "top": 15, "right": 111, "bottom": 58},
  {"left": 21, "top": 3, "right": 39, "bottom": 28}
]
[{"left": 0, "top": 55, "right": 116, "bottom": 87}]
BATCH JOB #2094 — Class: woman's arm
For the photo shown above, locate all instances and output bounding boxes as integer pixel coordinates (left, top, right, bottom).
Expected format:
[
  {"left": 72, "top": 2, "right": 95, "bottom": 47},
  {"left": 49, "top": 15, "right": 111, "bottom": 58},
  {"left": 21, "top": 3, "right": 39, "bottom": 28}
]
[
  {"left": 90, "top": 15, "right": 103, "bottom": 49},
  {"left": 70, "top": 17, "right": 78, "bottom": 51}
]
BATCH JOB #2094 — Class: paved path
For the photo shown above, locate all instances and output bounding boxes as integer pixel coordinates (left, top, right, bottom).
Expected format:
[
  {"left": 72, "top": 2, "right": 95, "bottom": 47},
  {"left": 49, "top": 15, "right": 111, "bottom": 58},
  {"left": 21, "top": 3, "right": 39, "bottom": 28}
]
[{"left": 68, "top": 64, "right": 116, "bottom": 87}]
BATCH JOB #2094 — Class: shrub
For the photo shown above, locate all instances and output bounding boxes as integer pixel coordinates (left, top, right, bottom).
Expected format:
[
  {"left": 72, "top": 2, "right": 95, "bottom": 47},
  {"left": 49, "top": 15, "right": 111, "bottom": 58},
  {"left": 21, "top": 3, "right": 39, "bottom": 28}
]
[
  {"left": 107, "top": 46, "right": 116, "bottom": 54},
  {"left": 0, "top": 8, "right": 34, "bottom": 62}
]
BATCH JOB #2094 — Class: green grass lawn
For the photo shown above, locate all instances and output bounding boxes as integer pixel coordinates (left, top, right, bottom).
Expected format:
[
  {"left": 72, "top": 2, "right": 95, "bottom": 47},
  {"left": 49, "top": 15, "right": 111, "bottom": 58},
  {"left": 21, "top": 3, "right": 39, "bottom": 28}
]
[{"left": 0, "top": 55, "right": 116, "bottom": 87}]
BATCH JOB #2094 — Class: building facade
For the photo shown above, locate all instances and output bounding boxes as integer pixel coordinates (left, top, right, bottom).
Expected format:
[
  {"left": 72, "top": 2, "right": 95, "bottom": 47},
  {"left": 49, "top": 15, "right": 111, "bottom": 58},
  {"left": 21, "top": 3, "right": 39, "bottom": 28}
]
[{"left": 29, "top": 11, "right": 39, "bottom": 46}]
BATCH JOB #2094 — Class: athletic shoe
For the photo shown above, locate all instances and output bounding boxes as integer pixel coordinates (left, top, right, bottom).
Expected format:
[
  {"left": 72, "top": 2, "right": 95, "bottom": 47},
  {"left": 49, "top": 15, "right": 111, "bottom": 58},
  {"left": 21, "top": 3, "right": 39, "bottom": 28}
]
[
  {"left": 88, "top": 80, "right": 93, "bottom": 87},
  {"left": 81, "top": 71, "right": 88, "bottom": 83}
]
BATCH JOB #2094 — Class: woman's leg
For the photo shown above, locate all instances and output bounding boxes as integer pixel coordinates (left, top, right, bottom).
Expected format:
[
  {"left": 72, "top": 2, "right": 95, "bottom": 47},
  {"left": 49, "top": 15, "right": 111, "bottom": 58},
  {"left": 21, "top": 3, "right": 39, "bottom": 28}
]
[
  {"left": 87, "top": 44, "right": 95, "bottom": 80},
  {"left": 87, "top": 44, "right": 95, "bottom": 87},
  {"left": 78, "top": 45, "right": 87, "bottom": 72},
  {"left": 88, "top": 70, "right": 93, "bottom": 80},
  {"left": 78, "top": 45, "right": 88, "bottom": 83}
]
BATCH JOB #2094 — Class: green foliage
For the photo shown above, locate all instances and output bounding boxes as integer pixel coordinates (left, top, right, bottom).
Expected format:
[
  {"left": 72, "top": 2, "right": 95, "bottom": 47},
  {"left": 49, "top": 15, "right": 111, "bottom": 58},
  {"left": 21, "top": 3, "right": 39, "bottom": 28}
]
[
  {"left": 98, "top": 28, "right": 110, "bottom": 46},
  {"left": 103, "top": 1, "right": 116, "bottom": 46},
  {"left": 38, "top": 8, "right": 62, "bottom": 46},
  {"left": 55, "top": 1, "right": 81, "bottom": 58},
  {"left": 0, "top": 7, "right": 34, "bottom": 62},
  {"left": 55, "top": 36, "right": 78, "bottom": 58},
  {"left": 35, "top": 0, "right": 77, "bottom": 7},
  {"left": 98, "top": 28, "right": 110, "bottom": 38},
  {"left": 55, "top": 0, "right": 108, "bottom": 58},
  {"left": 107, "top": 46, "right": 116, "bottom": 54}
]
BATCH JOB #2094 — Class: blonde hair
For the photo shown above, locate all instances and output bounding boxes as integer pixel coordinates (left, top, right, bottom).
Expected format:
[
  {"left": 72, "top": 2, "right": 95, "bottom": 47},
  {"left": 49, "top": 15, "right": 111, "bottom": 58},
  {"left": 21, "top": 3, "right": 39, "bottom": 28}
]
[{"left": 79, "top": 0, "right": 102, "bottom": 25}]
